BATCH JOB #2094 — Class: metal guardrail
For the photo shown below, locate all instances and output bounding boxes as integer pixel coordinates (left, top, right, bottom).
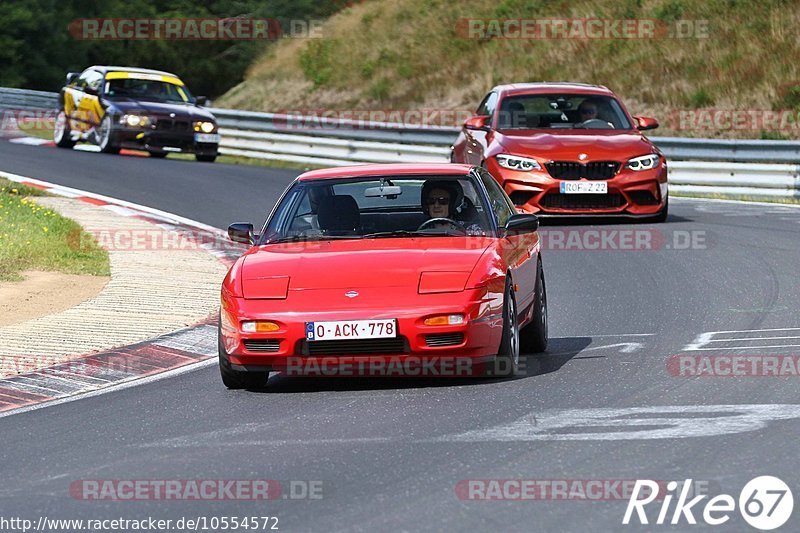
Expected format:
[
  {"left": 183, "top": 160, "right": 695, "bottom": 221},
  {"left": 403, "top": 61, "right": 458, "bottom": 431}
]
[{"left": 2, "top": 87, "right": 799, "bottom": 198}]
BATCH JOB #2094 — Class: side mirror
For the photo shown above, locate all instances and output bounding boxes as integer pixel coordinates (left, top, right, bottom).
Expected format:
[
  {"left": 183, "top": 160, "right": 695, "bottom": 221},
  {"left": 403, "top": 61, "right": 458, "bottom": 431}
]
[
  {"left": 634, "top": 116, "right": 659, "bottom": 130},
  {"left": 195, "top": 96, "right": 208, "bottom": 106},
  {"left": 503, "top": 213, "right": 539, "bottom": 235},
  {"left": 464, "top": 115, "right": 490, "bottom": 131},
  {"left": 66, "top": 72, "right": 80, "bottom": 85},
  {"left": 228, "top": 223, "right": 256, "bottom": 245}
]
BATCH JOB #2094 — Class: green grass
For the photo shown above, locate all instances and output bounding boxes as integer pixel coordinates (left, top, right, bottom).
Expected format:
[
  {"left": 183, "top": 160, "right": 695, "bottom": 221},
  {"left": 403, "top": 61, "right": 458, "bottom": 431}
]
[
  {"left": 672, "top": 191, "right": 800, "bottom": 205},
  {"left": 167, "top": 152, "right": 325, "bottom": 171},
  {"left": 0, "top": 179, "right": 110, "bottom": 281}
]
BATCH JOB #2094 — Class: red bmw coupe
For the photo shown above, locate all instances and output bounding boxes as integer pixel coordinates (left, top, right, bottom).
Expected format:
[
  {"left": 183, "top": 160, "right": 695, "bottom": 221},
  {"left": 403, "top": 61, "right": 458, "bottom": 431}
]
[
  {"left": 451, "top": 83, "right": 668, "bottom": 221},
  {"left": 219, "top": 163, "right": 547, "bottom": 389}
]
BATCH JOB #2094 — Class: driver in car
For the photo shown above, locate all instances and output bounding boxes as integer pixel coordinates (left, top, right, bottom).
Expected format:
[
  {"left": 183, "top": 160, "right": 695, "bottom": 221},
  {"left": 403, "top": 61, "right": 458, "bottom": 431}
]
[
  {"left": 421, "top": 180, "right": 485, "bottom": 235},
  {"left": 578, "top": 99, "right": 599, "bottom": 122}
]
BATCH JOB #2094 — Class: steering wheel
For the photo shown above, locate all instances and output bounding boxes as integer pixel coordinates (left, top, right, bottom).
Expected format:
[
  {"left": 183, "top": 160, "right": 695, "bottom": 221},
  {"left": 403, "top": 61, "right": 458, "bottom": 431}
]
[
  {"left": 417, "top": 217, "right": 466, "bottom": 234},
  {"left": 577, "top": 118, "right": 614, "bottom": 129}
]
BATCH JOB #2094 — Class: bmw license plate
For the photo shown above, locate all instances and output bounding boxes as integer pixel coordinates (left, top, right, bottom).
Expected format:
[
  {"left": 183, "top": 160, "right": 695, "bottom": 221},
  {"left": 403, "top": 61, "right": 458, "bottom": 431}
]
[
  {"left": 305, "top": 319, "right": 396, "bottom": 341},
  {"left": 560, "top": 181, "right": 608, "bottom": 194},
  {"left": 194, "top": 133, "right": 220, "bottom": 143}
]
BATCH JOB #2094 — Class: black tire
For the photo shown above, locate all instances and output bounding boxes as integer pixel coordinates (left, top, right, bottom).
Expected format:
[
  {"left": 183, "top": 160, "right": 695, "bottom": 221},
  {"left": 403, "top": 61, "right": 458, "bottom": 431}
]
[
  {"left": 521, "top": 262, "right": 548, "bottom": 354},
  {"left": 53, "top": 111, "right": 76, "bottom": 148},
  {"left": 651, "top": 197, "right": 669, "bottom": 223},
  {"left": 493, "top": 278, "right": 521, "bottom": 377},
  {"left": 218, "top": 328, "right": 269, "bottom": 389},
  {"left": 196, "top": 154, "right": 217, "bottom": 163},
  {"left": 148, "top": 151, "right": 168, "bottom": 159},
  {"left": 96, "top": 115, "right": 120, "bottom": 154}
]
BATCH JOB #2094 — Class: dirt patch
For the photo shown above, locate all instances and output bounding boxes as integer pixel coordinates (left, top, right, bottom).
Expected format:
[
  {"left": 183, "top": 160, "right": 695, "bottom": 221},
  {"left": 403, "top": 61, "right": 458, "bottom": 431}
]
[{"left": 0, "top": 270, "right": 109, "bottom": 326}]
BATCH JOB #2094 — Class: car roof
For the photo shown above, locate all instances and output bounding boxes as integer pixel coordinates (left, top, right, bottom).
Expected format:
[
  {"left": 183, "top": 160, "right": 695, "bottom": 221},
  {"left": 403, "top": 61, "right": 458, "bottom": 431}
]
[
  {"left": 491, "top": 82, "right": 614, "bottom": 97},
  {"left": 87, "top": 65, "right": 181, "bottom": 78},
  {"left": 296, "top": 163, "right": 475, "bottom": 181}
]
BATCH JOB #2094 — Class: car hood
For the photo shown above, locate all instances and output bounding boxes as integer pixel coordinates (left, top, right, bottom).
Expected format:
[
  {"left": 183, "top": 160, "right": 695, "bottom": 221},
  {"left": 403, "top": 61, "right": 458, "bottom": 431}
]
[
  {"left": 106, "top": 99, "right": 215, "bottom": 120},
  {"left": 240, "top": 237, "right": 493, "bottom": 295},
  {"left": 495, "top": 130, "right": 657, "bottom": 160}
]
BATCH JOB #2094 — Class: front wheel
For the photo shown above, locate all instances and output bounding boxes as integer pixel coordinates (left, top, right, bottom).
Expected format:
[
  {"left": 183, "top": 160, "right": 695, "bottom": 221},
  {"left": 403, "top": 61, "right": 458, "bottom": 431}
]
[
  {"left": 218, "top": 328, "right": 269, "bottom": 389},
  {"left": 651, "top": 197, "right": 669, "bottom": 223},
  {"left": 96, "top": 115, "right": 120, "bottom": 154},
  {"left": 493, "top": 278, "right": 520, "bottom": 377},
  {"left": 521, "top": 262, "right": 548, "bottom": 353},
  {"left": 54, "top": 111, "right": 76, "bottom": 148},
  {"left": 196, "top": 154, "right": 217, "bottom": 163}
]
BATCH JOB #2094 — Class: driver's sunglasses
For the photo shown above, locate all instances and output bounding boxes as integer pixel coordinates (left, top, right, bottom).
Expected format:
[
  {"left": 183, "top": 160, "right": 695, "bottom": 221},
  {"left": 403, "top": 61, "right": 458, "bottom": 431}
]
[{"left": 426, "top": 196, "right": 450, "bottom": 206}]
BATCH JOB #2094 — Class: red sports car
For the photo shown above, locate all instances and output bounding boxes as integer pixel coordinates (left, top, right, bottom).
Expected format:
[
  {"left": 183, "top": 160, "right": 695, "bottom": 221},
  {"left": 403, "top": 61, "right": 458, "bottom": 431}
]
[
  {"left": 219, "top": 163, "right": 547, "bottom": 389},
  {"left": 451, "top": 83, "right": 668, "bottom": 221}
]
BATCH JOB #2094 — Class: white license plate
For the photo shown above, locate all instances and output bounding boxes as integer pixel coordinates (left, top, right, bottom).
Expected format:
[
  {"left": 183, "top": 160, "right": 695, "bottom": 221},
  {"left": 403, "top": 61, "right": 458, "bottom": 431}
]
[
  {"left": 305, "top": 319, "right": 397, "bottom": 341},
  {"left": 560, "top": 181, "right": 608, "bottom": 194},
  {"left": 194, "top": 133, "right": 220, "bottom": 143}
]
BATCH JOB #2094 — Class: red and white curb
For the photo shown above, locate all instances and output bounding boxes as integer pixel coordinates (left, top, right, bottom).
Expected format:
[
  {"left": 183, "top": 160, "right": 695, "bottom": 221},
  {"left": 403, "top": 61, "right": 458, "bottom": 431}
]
[{"left": 0, "top": 170, "right": 246, "bottom": 417}]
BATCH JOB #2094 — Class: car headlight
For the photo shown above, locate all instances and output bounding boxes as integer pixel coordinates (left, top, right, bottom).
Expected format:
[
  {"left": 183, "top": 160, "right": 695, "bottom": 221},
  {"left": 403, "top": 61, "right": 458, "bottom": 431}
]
[
  {"left": 625, "top": 154, "right": 660, "bottom": 171},
  {"left": 120, "top": 114, "right": 151, "bottom": 128},
  {"left": 496, "top": 154, "right": 542, "bottom": 172},
  {"left": 194, "top": 121, "right": 216, "bottom": 133}
]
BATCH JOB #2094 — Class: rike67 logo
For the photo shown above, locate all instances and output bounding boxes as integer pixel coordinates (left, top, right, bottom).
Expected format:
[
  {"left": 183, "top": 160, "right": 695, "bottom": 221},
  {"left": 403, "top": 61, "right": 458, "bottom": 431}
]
[{"left": 623, "top": 476, "right": 793, "bottom": 530}]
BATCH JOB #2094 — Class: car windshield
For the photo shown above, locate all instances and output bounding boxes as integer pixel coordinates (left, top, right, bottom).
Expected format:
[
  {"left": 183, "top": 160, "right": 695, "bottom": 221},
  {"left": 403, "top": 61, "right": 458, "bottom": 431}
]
[
  {"left": 495, "top": 93, "right": 632, "bottom": 130},
  {"left": 262, "top": 174, "right": 493, "bottom": 243},
  {"left": 104, "top": 78, "right": 191, "bottom": 103}
]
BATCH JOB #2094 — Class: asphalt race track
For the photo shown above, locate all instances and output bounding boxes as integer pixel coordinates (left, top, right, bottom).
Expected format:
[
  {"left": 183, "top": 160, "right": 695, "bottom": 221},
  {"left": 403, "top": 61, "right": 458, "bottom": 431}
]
[{"left": 2, "top": 140, "right": 800, "bottom": 531}]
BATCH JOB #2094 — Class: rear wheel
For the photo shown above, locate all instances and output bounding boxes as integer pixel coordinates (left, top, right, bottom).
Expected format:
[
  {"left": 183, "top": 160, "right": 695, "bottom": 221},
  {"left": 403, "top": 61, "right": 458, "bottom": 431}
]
[
  {"left": 521, "top": 262, "right": 548, "bottom": 353},
  {"left": 53, "top": 111, "right": 76, "bottom": 148},
  {"left": 493, "top": 278, "right": 520, "bottom": 377},
  {"left": 196, "top": 154, "right": 217, "bottom": 163},
  {"left": 218, "top": 328, "right": 269, "bottom": 389},
  {"left": 96, "top": 115, "right": 120, "bottom": 154}
]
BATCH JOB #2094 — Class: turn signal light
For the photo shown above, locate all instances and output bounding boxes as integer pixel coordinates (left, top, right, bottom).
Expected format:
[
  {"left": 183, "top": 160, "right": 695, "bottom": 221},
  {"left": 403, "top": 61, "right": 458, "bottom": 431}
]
[
  {"left": 241, "top": 321, "right": 280, "bottom": 333},
  {"left": 424, "top": 315, "right": 465, "bottom": 326}
]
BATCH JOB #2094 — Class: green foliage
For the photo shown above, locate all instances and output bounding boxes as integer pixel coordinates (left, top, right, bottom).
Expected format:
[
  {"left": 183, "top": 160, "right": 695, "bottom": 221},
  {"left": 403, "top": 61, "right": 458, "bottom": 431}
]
[
  {"left": 0, "top": 179, "right": 109, "bottom": 281},
  {"left": 0, "top": 0, "right": 347, "bottom": 96},
  {"left": 299, "top": 40, "right": 336, "bottom": 88},
  {"left": 687, "top": 88, "right": 714, "bottom": 107}
]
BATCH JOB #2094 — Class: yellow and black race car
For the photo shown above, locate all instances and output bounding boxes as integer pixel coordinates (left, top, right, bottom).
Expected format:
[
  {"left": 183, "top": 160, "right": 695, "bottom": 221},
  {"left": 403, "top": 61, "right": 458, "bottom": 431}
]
[{"left": 54, "top": 66, "right": 219, "bottom": 162}]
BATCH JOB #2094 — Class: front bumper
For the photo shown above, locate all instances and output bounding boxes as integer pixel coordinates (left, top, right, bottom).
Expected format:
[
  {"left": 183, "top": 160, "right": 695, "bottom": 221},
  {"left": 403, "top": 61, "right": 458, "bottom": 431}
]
[
  {"left": 486, "top": 158, "right": 668, "bottom": 217},
  {"left": 113, "top": 128, "right": 219, "bottom": 155},
  {"left": 219, "top": 287, "right": 504, "bottom": 376}
]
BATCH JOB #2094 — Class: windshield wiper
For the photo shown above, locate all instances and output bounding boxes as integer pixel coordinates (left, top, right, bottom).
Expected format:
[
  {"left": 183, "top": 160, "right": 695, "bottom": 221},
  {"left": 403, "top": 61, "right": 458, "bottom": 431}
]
[
  {"left": 361, "top": 230, "right": 458, "bottom": 239},
  {"left": 265, "top": 235, "right": 360, "bottom": 244}
]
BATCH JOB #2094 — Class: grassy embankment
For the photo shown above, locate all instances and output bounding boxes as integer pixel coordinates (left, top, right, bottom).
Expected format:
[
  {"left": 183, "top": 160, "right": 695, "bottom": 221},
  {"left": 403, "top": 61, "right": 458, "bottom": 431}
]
[
  {"left": 218, "top": 0, "right": 800, "bottom": 139},
  {"left": 0, "top": 179, "right": 109, "bottom": 281}
]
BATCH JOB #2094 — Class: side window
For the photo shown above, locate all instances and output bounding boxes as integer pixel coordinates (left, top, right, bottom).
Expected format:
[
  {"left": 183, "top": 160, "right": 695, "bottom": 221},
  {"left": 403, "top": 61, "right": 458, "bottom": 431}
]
[
  {"left": 476, "top": 92, "right": 498, "bottom": 117},
  {"left": 477, "top": 168, "right": 514, "bottom": 228}
]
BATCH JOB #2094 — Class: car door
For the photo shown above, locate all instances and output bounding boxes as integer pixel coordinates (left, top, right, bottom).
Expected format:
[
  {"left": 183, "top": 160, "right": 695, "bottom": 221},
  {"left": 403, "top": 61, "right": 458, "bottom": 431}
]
[
  {"left": 477, "top": 167, "right": 538, "bottom": 312},
  {"left": 462, "top": 92, "right": 497, "bottom": 166}
]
